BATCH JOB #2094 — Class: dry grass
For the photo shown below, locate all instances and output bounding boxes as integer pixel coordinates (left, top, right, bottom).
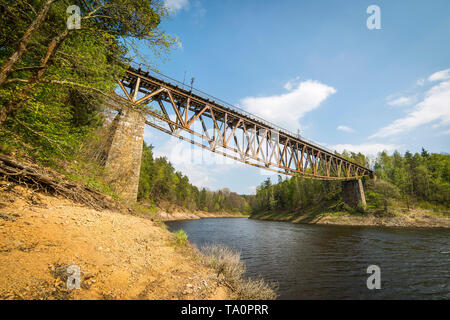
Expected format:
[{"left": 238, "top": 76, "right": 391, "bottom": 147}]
[{"left": 201, "top": 244, "right": 277, "bottom": 300}]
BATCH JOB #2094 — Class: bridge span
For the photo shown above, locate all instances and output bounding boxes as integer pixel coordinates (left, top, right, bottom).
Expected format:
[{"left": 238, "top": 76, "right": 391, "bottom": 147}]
[{"left": 103, "top": 66, "right": 373, "bottom": 204}]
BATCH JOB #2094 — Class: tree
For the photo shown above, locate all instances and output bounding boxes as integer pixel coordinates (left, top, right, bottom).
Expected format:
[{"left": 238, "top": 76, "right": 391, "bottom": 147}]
[
  {"left": 0, "top": 0, "right": 57, "bottom": 87},
  {"left": 0, "top": 0, "right": 176, "bottom": 125},
  {"left": 0, "top": 0, "right": 176, "bottom": 164},
  {"left": 251, "top": 149, "right": 449, "bottom": 214}
]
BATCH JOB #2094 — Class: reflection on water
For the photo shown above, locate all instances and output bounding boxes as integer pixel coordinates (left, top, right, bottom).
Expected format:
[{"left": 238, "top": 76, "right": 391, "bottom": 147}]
[{"left": 167, "top": 218, "right": 450, "bottom": 299}]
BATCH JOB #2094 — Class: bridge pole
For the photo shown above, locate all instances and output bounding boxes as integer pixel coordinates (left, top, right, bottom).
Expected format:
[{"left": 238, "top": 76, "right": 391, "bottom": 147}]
[
  {"left": 342, "top": 179, "right": 366, "bottom": 209},
  {"left": 104, "top": 108, "right": 146, "bottom": 203}
]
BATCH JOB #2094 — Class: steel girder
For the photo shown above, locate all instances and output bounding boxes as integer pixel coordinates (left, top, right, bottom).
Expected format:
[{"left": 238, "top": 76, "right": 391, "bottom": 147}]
[{"left": 115, "top": 67, "right": 374, "bottom": 181}]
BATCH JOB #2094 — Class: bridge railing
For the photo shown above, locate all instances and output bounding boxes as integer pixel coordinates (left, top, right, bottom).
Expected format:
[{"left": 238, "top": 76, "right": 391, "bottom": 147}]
[{"left": 129, "top": 62, "right": 335, "bottom": 154}]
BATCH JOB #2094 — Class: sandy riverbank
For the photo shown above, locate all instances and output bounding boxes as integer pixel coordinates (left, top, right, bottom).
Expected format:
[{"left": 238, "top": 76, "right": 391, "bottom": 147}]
[
  {"left": 0, "top": 181, "right": 232, "bottom": 299},
  {"left": 156, "top": 209, "right": 247, "bottom": 222},
  {"left": 251, "top": 206, "right": 450, "bottom": 229}
]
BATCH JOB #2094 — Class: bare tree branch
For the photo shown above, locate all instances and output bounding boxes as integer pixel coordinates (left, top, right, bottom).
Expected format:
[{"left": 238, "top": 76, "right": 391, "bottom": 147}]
[{"left": 0, "top": 0, "right": 58, "bottom": 87}]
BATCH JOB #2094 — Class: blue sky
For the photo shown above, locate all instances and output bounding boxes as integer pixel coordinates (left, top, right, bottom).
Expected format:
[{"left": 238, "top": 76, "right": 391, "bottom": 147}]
[{"left": 139, "top": 0, "right": 450, "bottom": 194}]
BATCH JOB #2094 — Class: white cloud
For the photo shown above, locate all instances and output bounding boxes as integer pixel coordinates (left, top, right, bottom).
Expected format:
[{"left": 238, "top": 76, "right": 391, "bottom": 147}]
[
  {"left": 337, "top": 125, "right": 355, "bottom": 133},
  {"left": 240, "top": 79, "right": 337, "bottom": 132},
  {"left": 331, "top": 143, "right": 398, "bottom": 156},
  {"left": 442, "top": 129, "right": 450, "bottom": 135},
  {"left": 164, "top": 0, "right": 190, "bottom": 12},
  {"left": 165, "top": 0, "right": 205, "bottom": 20},
  {"left": 416, "top": 78, "right": 426, "bottom": 86},
  {"left": 428, "top": 68, "right": 450, "bottom": 82},
  {"left": 387, "top": 95, "right": 416, "bottom": 107},
  {"left": 283, "top": 76, "right": 301, "bottom": 91},
  {"left": 371, "top": 70, "right": 450, "bottom": 138},
  {"left": 192, "top": 0, "right": 206, "bottom": 19}
]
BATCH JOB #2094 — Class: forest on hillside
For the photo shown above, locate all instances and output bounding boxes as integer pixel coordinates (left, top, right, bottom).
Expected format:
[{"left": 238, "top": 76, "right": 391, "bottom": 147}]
[
  {"left": 138, "top": 146, "right": 449, "bottom": 216},
  {"left": 138, "top": 143, "right": 251, "bottom": 213},
  {"left": 249, "top": 149, "right": 450, "bottom": 214}
]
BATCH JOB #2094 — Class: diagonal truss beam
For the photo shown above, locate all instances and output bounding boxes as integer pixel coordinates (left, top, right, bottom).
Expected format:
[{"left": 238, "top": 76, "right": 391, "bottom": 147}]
[{"left": 114, "top": 68, "right": 374, "bottom": 181}]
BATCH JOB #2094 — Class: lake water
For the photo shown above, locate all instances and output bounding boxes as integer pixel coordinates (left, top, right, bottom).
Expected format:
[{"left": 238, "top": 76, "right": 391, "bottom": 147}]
[{"left": 166, "top": 217, "right": 449, "bottom": 299}]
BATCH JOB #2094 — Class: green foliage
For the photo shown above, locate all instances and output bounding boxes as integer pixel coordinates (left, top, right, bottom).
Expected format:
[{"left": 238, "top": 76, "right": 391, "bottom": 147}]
[
  {"left": 374, "top": 149, "right": 450, "bottom": 209},
  {"left": 249, "top": 175, "right": 341, "bottom": 213},
  {"left": 173, "top": 229, "right": 188, "bottom": 247},
  {"left": 138, "top": 142, "right": 199, "bottom": 209},
  {"left": 137, "top": 142, "right": 250, "bottom": 213},
  {"left": 356, "top": 201, "right": 367, "bottom": 214},
  {"left": 365, "top": 179, "right": 400, "bottom": 213},
  {"left": 250, "top": 148, "right": 449, "bottom": 215},
  {"left": 336, "top": 150, "right": 370, "bottom": 167},
  {"left": 0, "top": 0, "right": 175, "bottom": 164}
]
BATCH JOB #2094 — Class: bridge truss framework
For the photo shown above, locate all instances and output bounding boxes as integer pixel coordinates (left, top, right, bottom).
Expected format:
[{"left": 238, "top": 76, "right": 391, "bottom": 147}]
[{"left": 115, "top": 67, "right": 374, "bottom": 181}]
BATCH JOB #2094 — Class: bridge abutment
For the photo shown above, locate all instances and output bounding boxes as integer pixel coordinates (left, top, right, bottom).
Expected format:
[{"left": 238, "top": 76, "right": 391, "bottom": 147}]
[
  {"left": 342, "top": 179, "right": 366, "bottom": 208},
  {"left": 104, "top": 108, "right": 146, "bottom": 203}
]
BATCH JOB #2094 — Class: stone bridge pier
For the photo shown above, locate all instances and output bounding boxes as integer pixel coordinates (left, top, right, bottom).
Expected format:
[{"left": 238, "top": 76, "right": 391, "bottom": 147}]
[
  {"left": 342, "top": 179, "right": 366, "bottom": 208},
  {"left": 104, "top": 108, "right": 146, "bottom": 203}
]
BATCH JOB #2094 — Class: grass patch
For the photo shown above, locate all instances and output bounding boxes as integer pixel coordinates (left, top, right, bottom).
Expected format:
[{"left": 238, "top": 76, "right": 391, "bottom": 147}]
[
  {"left": 131, "top": 203, "right": 158, "bottom": 218},
  {"left": 63, "top": 160, "right": 120, "bottom": 200},
  {"left": 417, "top": 201, "right": 449, "bottom": 216},
  {"left": 173, "top": 229, "right": 188, "bottom": 247},
  {"left": 130, "top": 203, "right": 168, "bottom": 229}
]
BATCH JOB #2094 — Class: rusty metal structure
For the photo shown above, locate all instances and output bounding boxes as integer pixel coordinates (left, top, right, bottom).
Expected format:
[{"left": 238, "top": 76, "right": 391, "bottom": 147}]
[{"left": 115, "top": 67, "right": 374, "bottom": 181}]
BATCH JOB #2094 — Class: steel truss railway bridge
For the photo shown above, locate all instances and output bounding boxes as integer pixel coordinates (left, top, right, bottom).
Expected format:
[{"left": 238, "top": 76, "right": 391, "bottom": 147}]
[{"left": 103, "top": 66, "right": 373, "bottom": 204}]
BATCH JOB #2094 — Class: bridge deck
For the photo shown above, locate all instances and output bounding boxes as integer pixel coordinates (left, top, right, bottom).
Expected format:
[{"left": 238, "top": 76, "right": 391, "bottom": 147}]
[{"left": 114, "top": 67, "right": 374, "bottom": 180}]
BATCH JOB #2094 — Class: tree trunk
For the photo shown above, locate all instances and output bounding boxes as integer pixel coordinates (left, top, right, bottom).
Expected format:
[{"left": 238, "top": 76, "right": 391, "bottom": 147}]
[
  {"left": 29, "top": 29, "right": 70, "bottom": 85},
  {"left": 0, "top": 0, "right": 56, "bottom": 87},
  {"left": 0, "top": 29, "right": 69, "bottom": 126}
]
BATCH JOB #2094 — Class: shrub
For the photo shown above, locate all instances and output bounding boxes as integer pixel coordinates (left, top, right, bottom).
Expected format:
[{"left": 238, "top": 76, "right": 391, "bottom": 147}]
[
  {"left": 237, "top": 277, "right": 279, "bottom": 300},
  {"left": 365, "top": 179, "right": 400, "bottom": 211},
  {"left": 201, "top": 244, "right": 277, "bottom": 300},
  {"left": 356, "top": 201, "right": 367, "bottom": 213}
]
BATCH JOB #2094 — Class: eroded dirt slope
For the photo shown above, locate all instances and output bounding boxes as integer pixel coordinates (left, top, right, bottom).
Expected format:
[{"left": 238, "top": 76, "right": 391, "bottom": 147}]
[{"left": 0, "top": 181, "right": 229, "bottom": 300}]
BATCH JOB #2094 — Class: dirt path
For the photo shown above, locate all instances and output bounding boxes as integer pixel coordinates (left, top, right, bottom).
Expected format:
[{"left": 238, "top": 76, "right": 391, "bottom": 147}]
[{"left": 0, "top": 181, "right": 230, "bottom": 300}]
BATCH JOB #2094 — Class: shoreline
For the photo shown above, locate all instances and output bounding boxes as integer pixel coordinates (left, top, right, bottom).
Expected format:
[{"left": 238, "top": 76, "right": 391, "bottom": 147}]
[
  {"left": 250, "top": 209, "right": 450, "bottom": 229},
  {"left": 163, "top": 215, "right": 247, "bottom": 223},
  {"left": 156, "top": 209, "right": 248, "bottom": 222}
]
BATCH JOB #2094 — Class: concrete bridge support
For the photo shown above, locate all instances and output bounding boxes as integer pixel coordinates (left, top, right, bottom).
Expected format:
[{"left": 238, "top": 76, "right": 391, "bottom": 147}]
[
  {"left": 104, "top": 108, "right": 146, "bottom": 203},
  {"left": 342, "top": 179, "right": 366, "bottom": 208}
]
